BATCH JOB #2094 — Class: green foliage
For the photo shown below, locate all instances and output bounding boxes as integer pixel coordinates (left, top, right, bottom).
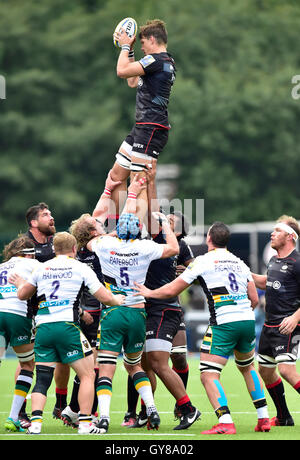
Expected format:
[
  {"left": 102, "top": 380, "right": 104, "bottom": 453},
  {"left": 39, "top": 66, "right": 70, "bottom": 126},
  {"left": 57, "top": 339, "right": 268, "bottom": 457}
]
[{"left": 1, "top": 0, "right": 300, "bottom": 242}]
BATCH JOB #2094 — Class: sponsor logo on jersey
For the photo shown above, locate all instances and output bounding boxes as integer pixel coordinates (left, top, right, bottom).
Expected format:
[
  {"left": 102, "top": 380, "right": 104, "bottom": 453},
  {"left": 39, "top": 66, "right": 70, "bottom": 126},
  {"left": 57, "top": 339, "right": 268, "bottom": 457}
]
[
  {"left": 39, "top": 299, "right": 70, "bottom": 309},
  {"left": 140, "top": 54, "right": 156, "bottom": 68}
]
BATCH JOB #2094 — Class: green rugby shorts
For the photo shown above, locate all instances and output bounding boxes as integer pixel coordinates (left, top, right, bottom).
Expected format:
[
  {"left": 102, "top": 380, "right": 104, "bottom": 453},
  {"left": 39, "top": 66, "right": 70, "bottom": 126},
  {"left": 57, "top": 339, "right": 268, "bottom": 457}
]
[
  {"left": 201, "top": 320, "right": 256, "bottom": 358},
  {"left": 0, "top": 312, "right": 34, "bottom": 348},
  {"left": 97, "top": 306, "right": 147, "bottom": 354},
  {"left": 34, "top": 321, "right": 93, "bottom": 364}
]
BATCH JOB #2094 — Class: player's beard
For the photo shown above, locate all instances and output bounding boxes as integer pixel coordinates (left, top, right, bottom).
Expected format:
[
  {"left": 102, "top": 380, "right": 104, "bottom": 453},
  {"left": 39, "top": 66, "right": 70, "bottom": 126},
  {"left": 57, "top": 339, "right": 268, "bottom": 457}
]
[{"left": 38, "top": 223, "right": 56, "bottom": 236}]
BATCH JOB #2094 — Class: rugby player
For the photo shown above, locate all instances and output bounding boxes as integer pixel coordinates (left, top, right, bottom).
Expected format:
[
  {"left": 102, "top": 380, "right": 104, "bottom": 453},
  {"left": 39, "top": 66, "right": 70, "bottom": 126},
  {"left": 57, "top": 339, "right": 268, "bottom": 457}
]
[
  {"left": 25, "top": 202, "right": 70, "bottom": 422},
  {"left": 108, "top": 19, "right": 176, "bottom": 225},
  {"left": 9, "top": 232, "right": 125, "bottom": 435},
  {"left": 135, "top": 222, "right": 271, "bottom": 434},
  {"left": 1, "top": 236, "right": 40, "bottom": 432},
  {"left": 252, "top": 215, "right": 300, "bottom": 427}
]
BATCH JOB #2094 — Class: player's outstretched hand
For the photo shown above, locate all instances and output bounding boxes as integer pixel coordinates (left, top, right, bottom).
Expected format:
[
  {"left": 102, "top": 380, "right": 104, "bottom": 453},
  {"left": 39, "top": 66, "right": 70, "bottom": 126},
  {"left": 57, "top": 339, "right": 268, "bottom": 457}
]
[
  {"left": 128, "top": 174, "right": 147, "bottom": 197},
  {"left": 133, "top": 282, "right": 152, "bottom": 298},
  {"left": 152, "top": 211, "right": 169, "bottom": 226},
  {"left": 105, "top": 169, "right": 122, "bottom": 192}
]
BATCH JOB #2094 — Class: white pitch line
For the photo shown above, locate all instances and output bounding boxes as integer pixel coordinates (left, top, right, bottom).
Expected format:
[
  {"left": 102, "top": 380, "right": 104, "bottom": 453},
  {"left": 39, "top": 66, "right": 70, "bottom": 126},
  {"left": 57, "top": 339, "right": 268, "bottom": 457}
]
[{"left": 0, "top": 432, "right": 195, "bottom": 437}]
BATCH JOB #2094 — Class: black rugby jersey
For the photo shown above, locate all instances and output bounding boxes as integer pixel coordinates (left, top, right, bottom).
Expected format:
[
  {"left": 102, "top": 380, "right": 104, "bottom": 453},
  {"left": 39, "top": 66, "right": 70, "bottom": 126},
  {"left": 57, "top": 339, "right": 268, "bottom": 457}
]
[
  {"left": 25, "top": 230, "right": 55, "bottom": 314},
  {"left": 25, "top": 230, "right": 54, "bottom": 263},
  {"left": 77, "top": 247, "right": 104, "bottom": 313},
  {"left": 136, "top": 52, "right": 176, "bottom": 127},
  {"left": 145, "top": 233, "right": 193, "bottom": 312},
  {"left": 265, "top": 249, "right": 300, "bottom": 325}
]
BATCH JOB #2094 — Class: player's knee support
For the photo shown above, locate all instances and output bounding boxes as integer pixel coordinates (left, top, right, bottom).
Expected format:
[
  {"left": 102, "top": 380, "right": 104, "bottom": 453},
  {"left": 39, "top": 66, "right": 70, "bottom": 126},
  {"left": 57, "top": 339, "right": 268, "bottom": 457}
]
[
  {"left": 257, "top": 354, "right": 277, "bottom": 368},
  {"left": 276, "top": 353, "right": 297, "bottom": 365},
  {"left": 130, "top": 151, "right": 153, "bottom": 172},
  {"left": 170, "top": 345, "right": 187, "bottom": 355},
  {"left": 235, "top": 352, "right": 255, "bottom": 368},
  {"left": 16, "top": 349, "right": 35, "bottom": 363},
  {"left": 97, "top": 353, "right": 118, "bottom": 366},
  {"left": 32, "top": 365, "right": 54, "bottom": 396},
  {"left": 123, "top": 352, "right": 142, "bottom": 366},
  {"left": 199, "top": 361, "right": 224, "bottom": 374},
  {"left": 116, "top": 151, "right": 131, "bottom": 170}
]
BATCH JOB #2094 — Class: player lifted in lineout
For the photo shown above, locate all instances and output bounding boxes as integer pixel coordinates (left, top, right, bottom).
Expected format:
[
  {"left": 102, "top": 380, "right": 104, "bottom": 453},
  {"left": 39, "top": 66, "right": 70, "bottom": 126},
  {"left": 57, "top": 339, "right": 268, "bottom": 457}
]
[{"left": 107, "top": 19, "right": 176, "bottom": 227}]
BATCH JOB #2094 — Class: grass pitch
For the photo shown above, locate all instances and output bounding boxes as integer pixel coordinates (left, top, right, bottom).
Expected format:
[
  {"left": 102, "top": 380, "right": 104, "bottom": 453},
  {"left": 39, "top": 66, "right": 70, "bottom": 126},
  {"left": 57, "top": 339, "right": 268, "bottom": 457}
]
[{"left": 0, "top": 356, "right": 300, "bottom": 443}]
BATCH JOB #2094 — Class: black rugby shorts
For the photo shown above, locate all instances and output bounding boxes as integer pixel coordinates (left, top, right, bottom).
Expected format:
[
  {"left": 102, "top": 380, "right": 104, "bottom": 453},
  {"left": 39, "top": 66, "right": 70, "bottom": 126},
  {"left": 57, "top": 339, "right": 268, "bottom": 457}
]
[
  {"left": 125, "top": 124, "right": 169, "bottom": 159},
  {"left": 258, "top": 324, "right": 300, "bottom": 360},
  {"left": 146, "top": 308, "right": 182, "bottom": 343}
]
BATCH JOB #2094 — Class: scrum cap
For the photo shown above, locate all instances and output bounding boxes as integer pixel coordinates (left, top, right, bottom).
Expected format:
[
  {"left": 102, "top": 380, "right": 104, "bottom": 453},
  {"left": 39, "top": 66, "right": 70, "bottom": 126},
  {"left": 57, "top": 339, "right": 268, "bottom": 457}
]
[{"left": 117, "top": 213, "right": 140, "bottom": 240}]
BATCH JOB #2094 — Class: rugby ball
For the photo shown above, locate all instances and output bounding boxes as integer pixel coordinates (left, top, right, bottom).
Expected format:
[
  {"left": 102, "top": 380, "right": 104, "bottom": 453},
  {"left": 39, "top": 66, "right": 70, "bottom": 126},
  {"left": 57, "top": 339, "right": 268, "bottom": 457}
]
[{"left": 113, "top": 17, "right": 137, "bottom": 48}]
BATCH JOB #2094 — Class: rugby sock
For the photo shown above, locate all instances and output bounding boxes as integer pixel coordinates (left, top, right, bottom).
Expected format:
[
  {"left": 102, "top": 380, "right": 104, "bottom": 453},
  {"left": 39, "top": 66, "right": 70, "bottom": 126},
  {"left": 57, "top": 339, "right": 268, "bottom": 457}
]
[
  {"left": 249, "top": 370, "right": 269, "bottom": 419},
  {"left": 140, "top": 399, "right": 147, "bottom": 416},
  {"left": 9, "top": 369, "right": 33, "bottom": 421},
  {"left": 97, "top": 377, "right": 112, "bottom": 419},
  {"left": 92, "top": 368, "right": 99, "bottom": 414},
  {"left": 266, "top": 378, "right": 292, "bottom": 419},
  {"left": 293, "top": 381, "right": 300, "bottom": 394},
  {"left": 78, "top": 414, "right": 92, "bottom": 427},
  {"left": 215, "top": 406, "right": 233, "bottom": 424},
  {"left": 172, "top": 364, "right": 189, "bottom": 389},
  {"left": 55, "top": 387, "right": 67, "bottom": 409},
  {"left": 69, "top": 374, "right": 80, "bottom": 413},
  {"left": 132, "top": 372, "right": 156, "bottom": 415},
  {"left": 31, "top": 410, "right": 43, "bottom": 427},
  {"left": 176, "top": 394, "right": 193, "bottom": 415},
  {"left": 127, "top": 375, "right": 139, "bottom": 413}
]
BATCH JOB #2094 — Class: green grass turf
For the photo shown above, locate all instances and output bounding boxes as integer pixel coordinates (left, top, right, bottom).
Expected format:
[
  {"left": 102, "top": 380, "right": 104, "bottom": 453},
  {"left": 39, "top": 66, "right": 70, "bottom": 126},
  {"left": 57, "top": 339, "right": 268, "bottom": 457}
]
[{"left": 0, "top": 356, "right": 300, "bottom": 442}]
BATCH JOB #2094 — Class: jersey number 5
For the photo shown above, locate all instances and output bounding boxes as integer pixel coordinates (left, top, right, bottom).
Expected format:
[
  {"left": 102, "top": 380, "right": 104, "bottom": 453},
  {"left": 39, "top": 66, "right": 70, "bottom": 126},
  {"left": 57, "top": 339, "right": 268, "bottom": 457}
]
[{"left": 120, "top": 267, "right": 129, "bottom": 286}]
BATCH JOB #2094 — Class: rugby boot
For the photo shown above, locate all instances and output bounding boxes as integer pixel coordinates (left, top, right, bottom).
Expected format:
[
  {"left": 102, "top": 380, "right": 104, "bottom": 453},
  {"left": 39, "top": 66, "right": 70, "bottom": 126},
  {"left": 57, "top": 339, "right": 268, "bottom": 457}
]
[
  {"left": 201, "top": 422, "right": 236, "bottom": 435},
  {"left": 4, "top": 417, "right": 25, "bottom": 432},
  {"left": 147, "top": 411, "right": 160, "bottom": 430},
  {"left": 121, "top": 411, "right": 137, "bottom": 427},
  {"left": 27, "top": 422, "right": 42, "bottom": 435},
  {"left": 129, "top": 409, "right": 148, "bottom": 428},
  {"left": 270, "top": 416, "right": 294, "bottom": 426},
  {"left": 96, "top": 417, "right": 109, "bottom": 434},
  {"left": 173, "top": 406, "right": 201, "bottom": 430},
  {"left": 18, "top": 412, "right": 31, "bottom": 429},
  {"left": 78, "top": 422, "right": 102, "bottom": 435},
  {"left": 61, "top": 405, "right": 79, "bottom": 428},
  {"left": 255, "top": 418, "right": 271, "bottom": 432}
]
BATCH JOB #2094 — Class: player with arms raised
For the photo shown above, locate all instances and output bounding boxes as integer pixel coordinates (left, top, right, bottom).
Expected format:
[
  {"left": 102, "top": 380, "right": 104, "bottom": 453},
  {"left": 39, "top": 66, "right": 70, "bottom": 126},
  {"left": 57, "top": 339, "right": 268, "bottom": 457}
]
[{"left": 108, "top": 19, "right": 176, "bottom": 224}]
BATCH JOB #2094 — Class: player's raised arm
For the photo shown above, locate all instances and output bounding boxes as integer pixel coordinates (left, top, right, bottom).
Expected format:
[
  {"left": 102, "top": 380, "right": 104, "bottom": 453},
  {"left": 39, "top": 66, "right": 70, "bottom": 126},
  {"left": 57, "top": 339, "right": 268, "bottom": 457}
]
[
  {"left": 92, "top": 169, "right": 122, "bottom": 222},
  {"left": 114, "top": 28, "right": 145, "bottom": 81},
  {"left": 152, "top": 212, "right": 179, "bottom": 258}
]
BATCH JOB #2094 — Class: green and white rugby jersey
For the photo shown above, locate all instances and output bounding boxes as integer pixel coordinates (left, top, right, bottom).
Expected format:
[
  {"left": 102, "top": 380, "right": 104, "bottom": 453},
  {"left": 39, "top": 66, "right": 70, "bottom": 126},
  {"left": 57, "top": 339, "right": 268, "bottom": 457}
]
[
  {"left": 0, "top": 257, "right": 40, "bottom": 317},
  {"left": 180, "top": 248, "right": 255, "bottom": 325},
  {"left": 29, "top": 255, "right": 102, "bottom": 325}
]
